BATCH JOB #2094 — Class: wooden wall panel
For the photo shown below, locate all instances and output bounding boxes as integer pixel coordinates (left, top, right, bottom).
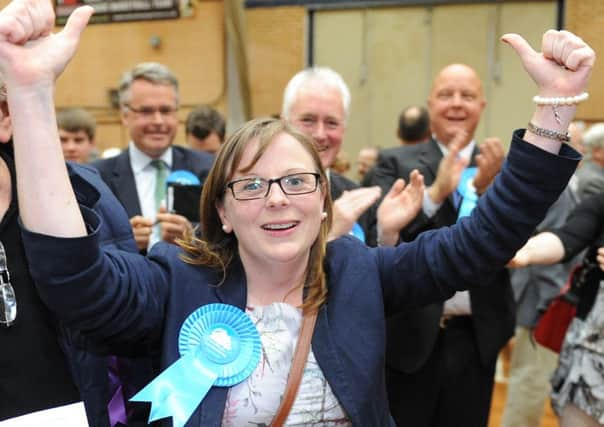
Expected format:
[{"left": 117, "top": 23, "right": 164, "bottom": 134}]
[
  {"left": 565, "top": 0, "right": 604, "bottom": 121},
  {"left": 246, "top": 6, "right": 306, "bottom": 118}
]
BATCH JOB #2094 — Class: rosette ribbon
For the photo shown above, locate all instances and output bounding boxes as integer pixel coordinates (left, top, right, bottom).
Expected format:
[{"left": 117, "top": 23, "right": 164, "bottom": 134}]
[
  {"left": 131, "top": 303, "right": 261, "bottom": 427},
  {"left": 457, "top": 166, "right": 478, "bottom": 220},
  {"left": 349, "top": 222, "right": 366, "bottom": 243}
]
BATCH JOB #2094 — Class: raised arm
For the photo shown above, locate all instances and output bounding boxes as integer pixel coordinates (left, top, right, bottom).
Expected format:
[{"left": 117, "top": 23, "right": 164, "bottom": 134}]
[
  {"left": 0, "top": 0, "right": 93, "bottom": 236},
  {"left": 502, "top": 30, "right": 595, "bottom": 153}
]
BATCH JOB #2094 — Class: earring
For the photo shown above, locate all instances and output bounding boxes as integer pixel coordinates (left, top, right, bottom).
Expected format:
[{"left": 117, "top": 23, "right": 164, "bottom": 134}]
[
  {"left": 222, "top": 224, "right": 231, "bottom": 233},
  {"left": 321, "top": 212, "right": 328, "bottom": 221}
]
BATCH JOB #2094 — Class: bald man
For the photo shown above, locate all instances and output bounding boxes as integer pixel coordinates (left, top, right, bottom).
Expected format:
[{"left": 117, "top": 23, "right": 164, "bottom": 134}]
[{"left": 369, "top": 64, "right": 508, "bottom": 427}]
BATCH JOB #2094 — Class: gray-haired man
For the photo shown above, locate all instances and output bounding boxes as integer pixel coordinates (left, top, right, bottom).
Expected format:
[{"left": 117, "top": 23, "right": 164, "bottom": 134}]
[{"left": 92, "top": 62, "right": 214, "bottom": 252}]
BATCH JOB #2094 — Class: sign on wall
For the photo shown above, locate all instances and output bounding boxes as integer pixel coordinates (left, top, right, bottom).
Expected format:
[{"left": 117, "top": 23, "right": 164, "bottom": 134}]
[{"left": 55, "top": 0, "right": 181, "bottom": 25}]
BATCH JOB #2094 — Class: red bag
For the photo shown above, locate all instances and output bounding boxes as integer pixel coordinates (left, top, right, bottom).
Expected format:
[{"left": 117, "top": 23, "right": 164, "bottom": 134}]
[
  {"left": 533, "top": 289, "right": 576, "bottom": 352},
  {"left": 533, "top": 266, "right": 581, "bottom": 353}
]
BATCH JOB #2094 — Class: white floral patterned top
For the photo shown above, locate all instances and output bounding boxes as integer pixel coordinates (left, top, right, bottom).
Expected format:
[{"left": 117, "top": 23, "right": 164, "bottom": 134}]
[{"left": 222, "top": 302, "right": 351, "bottom": 426}]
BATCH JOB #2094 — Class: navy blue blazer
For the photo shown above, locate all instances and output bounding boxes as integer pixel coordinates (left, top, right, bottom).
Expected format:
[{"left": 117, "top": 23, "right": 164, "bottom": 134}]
[
  {"left": 22, "top": 132, "right": 579, "bottom": 426},
  {"left": 91, "top": 145, "right": 214, "bottom": 219}
]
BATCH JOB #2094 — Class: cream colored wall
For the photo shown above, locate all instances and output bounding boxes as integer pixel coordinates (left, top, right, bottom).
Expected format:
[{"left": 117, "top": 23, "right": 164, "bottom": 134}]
[
  {"left": 246, "top": 6, "right": 307, "bottom": 118},
  {"left": 313, "top": 2, "right": 556, "bottom": 179}
]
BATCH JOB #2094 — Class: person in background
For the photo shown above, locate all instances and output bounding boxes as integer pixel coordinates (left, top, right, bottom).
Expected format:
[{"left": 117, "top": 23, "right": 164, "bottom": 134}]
[
  {"left": 397, "top": 105, "right": 431, "bottom": 145},
  {"left": 500, "top": 184, "right": 580, "bottom": 427},
  {"left": 0, "top": 84, "right": 140, "bottom": 426},
  {"left": 575, "top": 123, "right": 604, "bottom": 200},
  {"left": 281, "top": 66, "right": 381, "bottom": 241},
  {"left": 185, "top": 104, "right": 226, "bottom": 154},
  {"left": 91, "top": 62, "right": 214, "bottom": 253},
  {"left": 331, "top": 151, "right": 351, "bottom": 175},
  {"left": 510, "top": 191, "right": 604, "bottom": 427},
  {"left": 370, "top": 62, "right": 510, "bottom": 427},
  {"left": 361, "top": 105, "right": 431, "bottom": 188},
  {"left": 357, "top": 146, "right": 379, "bottom": 182},
  {"left": 57, "top": 107, "right": 96, "bottom": 163}
]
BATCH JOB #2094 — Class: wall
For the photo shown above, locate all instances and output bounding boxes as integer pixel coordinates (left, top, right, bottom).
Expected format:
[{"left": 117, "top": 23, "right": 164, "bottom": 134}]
[
  {"left": 54, "top": 0, "right": 225, "bottom": 153},
  {"left": 246, "top": 5, "right": 307, "bottom": 118},
  {"left": 312, "top": 2, "right": 557, "bottom": 178},
  {"left": 565, "top": 0, "right": 604, "bottom": 122},
  {"left": 0, "top": 0, "right": 599, "bottom": 162}
]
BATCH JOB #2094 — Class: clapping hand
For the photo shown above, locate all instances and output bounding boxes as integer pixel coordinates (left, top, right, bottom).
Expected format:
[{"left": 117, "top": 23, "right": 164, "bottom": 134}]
[
  {"left": 473, "top": 137, "right": 505, "bottom": 194},
  {"left": 427, "top": 131, "right": 468, "bottom": 204},
  {"left": 376, "top": 169, "right": 424, "bottom": 246},
  {"left": 328, "top": 186, "right": 381, "bottom": 241}
]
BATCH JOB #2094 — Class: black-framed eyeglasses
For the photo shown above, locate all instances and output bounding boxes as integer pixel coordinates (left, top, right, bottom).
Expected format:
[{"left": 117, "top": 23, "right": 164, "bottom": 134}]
[
  {"left": 226, "top": 172, "right": 321, "bottom": 201},
  {"left": 124, "top": 103, "right": 178, "bottom": 118},
  {"left": 0, "top": 241, "right": 16, "bottom": 327}
]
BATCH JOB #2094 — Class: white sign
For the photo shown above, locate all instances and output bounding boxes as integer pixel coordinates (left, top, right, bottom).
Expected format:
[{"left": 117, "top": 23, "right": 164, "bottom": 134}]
[{"left": 0, "top": 402, "right": 88, "bottom": 427}]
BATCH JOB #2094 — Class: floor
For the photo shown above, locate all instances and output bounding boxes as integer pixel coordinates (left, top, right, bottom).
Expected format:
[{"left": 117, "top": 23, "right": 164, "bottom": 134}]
[{"left": 488, "top": 340, "right": 559, "bottom": 427}]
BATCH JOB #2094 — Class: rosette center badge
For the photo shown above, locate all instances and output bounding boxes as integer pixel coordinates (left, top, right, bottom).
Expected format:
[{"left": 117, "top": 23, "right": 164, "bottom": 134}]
[{"left": 203, "top": 324, "right": 240, "bottom": 364}]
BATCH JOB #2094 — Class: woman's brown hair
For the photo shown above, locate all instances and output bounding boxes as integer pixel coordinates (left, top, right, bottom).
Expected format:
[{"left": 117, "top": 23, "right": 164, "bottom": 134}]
[{"left": 179, "top": 117, "right": 333, "bottom": 314}]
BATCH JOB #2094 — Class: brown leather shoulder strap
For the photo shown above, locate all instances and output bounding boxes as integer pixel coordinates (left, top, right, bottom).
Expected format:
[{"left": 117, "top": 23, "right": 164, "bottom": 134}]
[{"left": 271, "top": 311, "right": 318, "bottom": 427}]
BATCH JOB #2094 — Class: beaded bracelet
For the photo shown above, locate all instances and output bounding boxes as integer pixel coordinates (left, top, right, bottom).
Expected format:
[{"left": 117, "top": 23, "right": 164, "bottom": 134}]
[
  {"left": 532, "top": 92, "right": 589, "bottom": 124},
  {"left": 532, "top": 92, "right": 589, "bottom": 105},
  {"left": 527, "top": 121, "right": 570, "bottom": 143}
]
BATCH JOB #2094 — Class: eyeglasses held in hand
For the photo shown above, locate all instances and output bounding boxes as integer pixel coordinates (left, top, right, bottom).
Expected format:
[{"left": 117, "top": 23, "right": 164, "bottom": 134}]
[
  {"left": 0, "top": 241, "right": 16, "bottom": 327},
  {"left": 226, "top": 172, "right": 320, "bottom": 201}
]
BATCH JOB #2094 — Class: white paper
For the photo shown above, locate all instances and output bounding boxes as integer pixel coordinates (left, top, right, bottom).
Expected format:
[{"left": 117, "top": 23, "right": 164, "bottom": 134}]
[{"left": 0, "top": 402, "right": 88, "bottom": 427}]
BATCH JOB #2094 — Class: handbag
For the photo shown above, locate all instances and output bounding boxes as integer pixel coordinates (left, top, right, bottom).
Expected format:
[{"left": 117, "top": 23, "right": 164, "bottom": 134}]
[{"left": 533, "top": 265, "right": 582, "bottom": 353}]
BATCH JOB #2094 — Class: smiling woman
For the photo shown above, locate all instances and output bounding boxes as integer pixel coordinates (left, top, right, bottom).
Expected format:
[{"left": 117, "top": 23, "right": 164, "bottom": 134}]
[
  {"left": 182, "top": 118, "right": 332, "bottom": 312},
  {"left": 3, "top": 0, "right": 594, "bottom": 426}
]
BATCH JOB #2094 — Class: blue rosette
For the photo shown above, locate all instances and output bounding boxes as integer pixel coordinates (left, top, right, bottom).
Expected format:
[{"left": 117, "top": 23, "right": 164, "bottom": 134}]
[
  {"left": 457, "top": 166, "right": 478, "bottom": 220},
  {"left": 349, "top": 222, "right": 366, "bottom": 243},
  {"left": 131, "top": 303, "right": 261, "bottom": 427}
]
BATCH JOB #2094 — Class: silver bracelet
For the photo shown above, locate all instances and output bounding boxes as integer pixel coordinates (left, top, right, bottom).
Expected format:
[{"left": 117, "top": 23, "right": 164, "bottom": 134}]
[{"left": 527, "top": 121, "right": 570, "bottom": 143}]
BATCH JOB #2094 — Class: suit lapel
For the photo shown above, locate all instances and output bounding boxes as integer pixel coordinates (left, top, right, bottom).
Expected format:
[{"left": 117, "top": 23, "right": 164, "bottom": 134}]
[
  {"left": 213, "top": 258, "right": 247, "bottom": 309},
  {"left": 172, "top": 145, "right": 187, "bottom": 171},
  {"left": 418, "top": 139, "right": 443, "bottom": 182},
  {"left": 110, "top": 151, "right": 141, "bottom": 218}
]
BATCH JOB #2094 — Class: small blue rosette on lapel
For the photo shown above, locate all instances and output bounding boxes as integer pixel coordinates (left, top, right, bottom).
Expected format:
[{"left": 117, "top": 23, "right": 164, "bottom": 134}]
[
  {"left": 131, "top": 303, "right": 261, "bottom": 427},
  {"left": 457, "top": 166, "right": 478, "bottom": 220}
]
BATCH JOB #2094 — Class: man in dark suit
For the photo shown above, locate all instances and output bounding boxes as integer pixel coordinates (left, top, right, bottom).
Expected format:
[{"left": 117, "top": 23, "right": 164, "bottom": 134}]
[
  {"left": 281, "top": 66, "right": 380, "bottom": 240},
  {"left": 92, "top": 62, "right": 214, "bottom": 252},
  {"left": 370, "top": 63, "right": 508, "bottom": 427}
]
